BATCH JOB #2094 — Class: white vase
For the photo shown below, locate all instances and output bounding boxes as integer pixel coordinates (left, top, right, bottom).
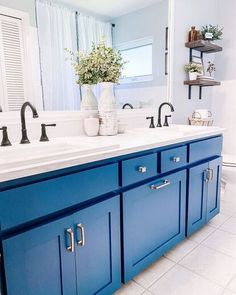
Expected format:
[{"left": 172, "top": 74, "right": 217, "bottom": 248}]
[
  {"left": 98, "top": 82, "right": 118, "bottom": 136},
  {"left": 81, "top": 84, "right": 98, "bottom": 111},
  {"left": 189, "top": 72, "right": 198, "bottom": 81}
]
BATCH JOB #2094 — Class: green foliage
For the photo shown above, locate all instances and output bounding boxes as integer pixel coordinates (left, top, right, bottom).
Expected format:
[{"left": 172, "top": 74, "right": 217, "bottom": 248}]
[
  {"left": 89, "top": 41, "right": 126, "bottom": 83},
  {"left": 201, "top": 25, "right": 223, "bottom": 40},
  {"left": 184, "top": 62, "right": 203, "bottom": 73},
  {"left": 65, "top": 41, "right": 126, "bottom": 85}
]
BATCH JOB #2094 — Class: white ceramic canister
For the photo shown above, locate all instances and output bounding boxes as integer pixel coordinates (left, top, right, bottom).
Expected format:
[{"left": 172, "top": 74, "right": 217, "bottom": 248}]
[{"left": 84, "top": 116, "right": 99, "bottom": 137}]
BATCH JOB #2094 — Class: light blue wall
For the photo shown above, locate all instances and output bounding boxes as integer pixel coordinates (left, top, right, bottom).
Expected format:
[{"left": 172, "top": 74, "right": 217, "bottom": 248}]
[
  {"left": 215, "top": 0, "right": 235, "bottom": 81},
  {"left": 111, "top": 0, "right": 168, "bottom": 89}
]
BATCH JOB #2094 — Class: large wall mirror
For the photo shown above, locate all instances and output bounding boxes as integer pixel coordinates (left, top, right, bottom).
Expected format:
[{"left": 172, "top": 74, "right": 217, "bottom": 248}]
[{"left": 0, "top": 0, "right": 172, "bottom": 112}]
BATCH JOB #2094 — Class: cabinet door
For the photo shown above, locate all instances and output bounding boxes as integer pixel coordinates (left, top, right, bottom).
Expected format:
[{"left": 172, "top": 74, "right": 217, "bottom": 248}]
[
  {"left": 206, "top": 157, "right": 222, "bottom": 222},
  {"left": 122, "top": 171, "right": 186, "bottom": 282},
  {"left": 2, "top": 216, "right": 77, "bottom": 295},
  {"left": 73, "top": 196, "right": 121, "bottom": 295},
  {"left": 187, "top": 163, "right": 208, "bottom": 236}
]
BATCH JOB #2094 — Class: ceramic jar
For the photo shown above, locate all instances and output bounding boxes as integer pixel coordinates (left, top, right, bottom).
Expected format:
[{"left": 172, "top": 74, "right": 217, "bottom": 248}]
[{"left": 98, "top": 82, "right": 118, "bottom": 136}]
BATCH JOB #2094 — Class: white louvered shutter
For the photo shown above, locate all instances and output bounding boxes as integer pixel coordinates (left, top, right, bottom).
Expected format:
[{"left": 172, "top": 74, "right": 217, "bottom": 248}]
[{"left": 0, "top": 14, "right": 27, "bottom": 111}]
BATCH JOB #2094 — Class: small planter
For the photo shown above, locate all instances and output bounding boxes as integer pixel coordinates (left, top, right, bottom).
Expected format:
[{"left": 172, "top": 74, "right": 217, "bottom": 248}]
[{"left": 189, "top": 72, "right": 198, "bottom": 81}]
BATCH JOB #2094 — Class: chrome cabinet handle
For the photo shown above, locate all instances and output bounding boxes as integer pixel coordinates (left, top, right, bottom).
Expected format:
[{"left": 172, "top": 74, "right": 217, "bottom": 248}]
[
  {"left": 138, "top": 166, "right": 147, "bottom": 173},
  {"left": 172, "top": 156, "right": 181, "bottom": 163},
  {"left": 66, "top": 228, "right": 75, "bottom": 252},
  {"left": 205, "top": 168, "right": 214, "bottom": 182},
  {"left": 150, "top": 180, "right": 171, "bottom": 190},
  {"left": 77, "top": 223, "right": 85, "bottom": 247}
]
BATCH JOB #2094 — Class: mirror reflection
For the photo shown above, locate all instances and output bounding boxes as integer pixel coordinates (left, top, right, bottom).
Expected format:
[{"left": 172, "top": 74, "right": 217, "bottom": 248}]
[{"left": 0, "top": 0, "right": 169, "bottom": 112}]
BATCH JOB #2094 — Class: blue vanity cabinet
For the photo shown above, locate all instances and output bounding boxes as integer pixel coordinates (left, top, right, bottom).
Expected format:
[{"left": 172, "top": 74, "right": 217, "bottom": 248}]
[
  {"left": 187, "top": 163, "right": 208, "bottom": 236},
  {"left": 122, "top": 170, "right": 187, "bottom": 282},
  {"left": 2, "top": 215, "right": 77, "bottom": 295},
  {"left": 206, "top": 157, "right": 222, "bottom": 222},
  {"left": 187, "top": 157, "right": 222, "bottom": 236},
  {"left": 2, "top": 196, "right": 121, "bottom": 295},
  {"left": 73, "top": 196, "right": 121, "bottom": 295}
]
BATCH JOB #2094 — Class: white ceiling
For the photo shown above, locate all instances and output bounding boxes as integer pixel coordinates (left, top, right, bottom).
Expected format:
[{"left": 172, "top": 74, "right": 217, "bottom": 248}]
[{"left": 58, "top": 0, "right": 164, "bottom": 19}]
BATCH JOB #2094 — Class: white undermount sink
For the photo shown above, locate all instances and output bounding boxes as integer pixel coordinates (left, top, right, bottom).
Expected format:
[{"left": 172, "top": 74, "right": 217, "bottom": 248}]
[
  {"left": 128, "top": 125, "right": 214, "bottom": 137},
  {"left": 0, "top": 139, "right": 120, "bottom": 171}
]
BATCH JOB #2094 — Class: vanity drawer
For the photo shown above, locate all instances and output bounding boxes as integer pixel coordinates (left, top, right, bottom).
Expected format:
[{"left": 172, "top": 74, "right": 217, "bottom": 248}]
[
  {"left": 0, "top": 163, "right": 118, "bottom": 231},
  {"left": 189, "top": 136, "right": 223, "bottom": 163},
  {"left": 160, "top": 146, "right": 187, "bottom": 173},
  {"left": 122, "top": 153, "right": 158, "bottom": 186}
]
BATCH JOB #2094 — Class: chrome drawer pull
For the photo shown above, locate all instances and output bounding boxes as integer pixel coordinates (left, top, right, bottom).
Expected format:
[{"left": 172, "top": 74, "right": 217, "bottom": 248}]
[
  {"left": 150, "top": 180, "right": 171, "bottom": 190},
  {"left": 77, "top": 223, "right": 85, "bottom": 247},
  {"left": 172, "top": 156, "right": 181, "bottom": 163},
  {"left": 138, "top": 166, "right": 147, "bottom": 173},
  {"left": 66, "top": 228, "right": 75, "bottom": 253}
]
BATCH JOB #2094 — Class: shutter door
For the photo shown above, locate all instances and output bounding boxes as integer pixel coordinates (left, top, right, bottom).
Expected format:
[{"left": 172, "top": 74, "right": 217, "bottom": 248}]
[{"left": 0, "top": 14, "right": 26, "bottom": 111}]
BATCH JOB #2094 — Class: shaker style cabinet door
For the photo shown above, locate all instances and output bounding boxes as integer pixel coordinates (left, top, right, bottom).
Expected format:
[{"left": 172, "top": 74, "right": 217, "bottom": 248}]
[
  {"left": 187, "top": 162, "right": 208, "bottom": 236},
  {"left": 73, "top": 196, "right": 121, "bottom": 295},
  {"left": 2, "top": 216, "right": 77, "bottom": 295},
  {"left": 122, "top": 170, "right": 187, "bottom": 282},
  {"left": 187, "top": 157, "right": 222, "bottom": 236},
  {"left": 206, "top": 157, "right": 222, "bottom": 222}
]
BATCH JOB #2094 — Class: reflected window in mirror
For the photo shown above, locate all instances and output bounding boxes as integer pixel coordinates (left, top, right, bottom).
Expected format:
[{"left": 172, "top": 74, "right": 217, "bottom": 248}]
[{"left": 118, "top": 38, "right": 153, "bottom": 84}]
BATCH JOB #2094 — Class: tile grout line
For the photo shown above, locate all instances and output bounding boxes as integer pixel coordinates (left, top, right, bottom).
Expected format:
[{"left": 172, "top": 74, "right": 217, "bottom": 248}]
[
  {"left": 177, "top": 257, "right": 234, "bottom": 290},
  {"left": 224, "top": 274, "right": 236, "bottom": 292},
  {"left": 144, "top": 257, "right": 178, "bottom": 292}
]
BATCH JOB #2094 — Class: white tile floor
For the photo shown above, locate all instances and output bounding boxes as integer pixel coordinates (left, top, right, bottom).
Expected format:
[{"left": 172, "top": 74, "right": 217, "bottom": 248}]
[{"left": 115, "top": 185, "right": 236, "bottom": 295}]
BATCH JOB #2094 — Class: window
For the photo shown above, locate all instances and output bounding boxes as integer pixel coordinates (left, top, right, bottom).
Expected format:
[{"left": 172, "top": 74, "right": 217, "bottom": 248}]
[
  {"left": 116, "top": 37, "right": 153, "bottom": 84},
  {"left": 0, "top": 7, "right": 29, "bottom": 111}
]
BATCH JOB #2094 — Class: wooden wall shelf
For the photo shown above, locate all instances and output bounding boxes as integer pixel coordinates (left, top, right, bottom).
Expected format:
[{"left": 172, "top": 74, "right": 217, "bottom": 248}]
[
  {"left": 185, "top": 40, "right": 223, "bottom": 53},
  {"left": 184, "top": 80, "right": 221, "bottom": 86}
]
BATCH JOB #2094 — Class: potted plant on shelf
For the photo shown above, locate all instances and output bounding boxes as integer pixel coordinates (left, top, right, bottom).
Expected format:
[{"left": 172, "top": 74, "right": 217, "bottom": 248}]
[
  {"left": 89, "top": 41, "right": 126, "bottom": 135},
  {"left": 201, "top": 25, "right": 223, "bottom": 41},
  {"left": 184, "top": 62, "right": 203, "bottom": 81},
  {"left": 66, "top": 49, "right": 98, "bottom": 111}
]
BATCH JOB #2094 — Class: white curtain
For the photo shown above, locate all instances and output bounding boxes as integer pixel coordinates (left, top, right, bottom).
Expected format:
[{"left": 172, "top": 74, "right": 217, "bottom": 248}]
[
  {"left": 77, "top": 13, "right": 112, "bottom": 53},
  {"left": 36, "top": 0, "right": 80, "bottom": 110},
  {"left": 77, "top": 14, "right": 112, "bottom": 98}
]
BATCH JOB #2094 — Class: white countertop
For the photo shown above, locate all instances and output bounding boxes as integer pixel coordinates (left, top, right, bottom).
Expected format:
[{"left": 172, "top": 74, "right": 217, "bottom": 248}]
[{"left": 0, "top": 125, "right": 224, "bottom": 183}]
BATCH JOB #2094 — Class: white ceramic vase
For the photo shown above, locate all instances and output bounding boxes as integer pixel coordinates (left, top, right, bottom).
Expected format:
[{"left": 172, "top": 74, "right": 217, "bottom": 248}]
[
  {"left": 81, "top": 84, "right": 98, "bottom": 111},
  {"left": 98, "top": 82, "right": 118, "bottom": 136},
  {"left": 189, "top": 72, "right": 198, "bottom": 81}
]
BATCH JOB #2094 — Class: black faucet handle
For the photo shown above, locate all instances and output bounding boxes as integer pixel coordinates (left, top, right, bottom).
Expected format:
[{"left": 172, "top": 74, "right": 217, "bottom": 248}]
[
  {"left": 146, "top": 117, "right": 155, "bottom": 128},
  {"left": 164, "top": 115, "right": 172, "bottom": 127},
  {"left": 40, "top": 123, "right": 56, "bottom": 142},
  {"left": 0, "top": 126, "right": 12, "bottom": 146}
]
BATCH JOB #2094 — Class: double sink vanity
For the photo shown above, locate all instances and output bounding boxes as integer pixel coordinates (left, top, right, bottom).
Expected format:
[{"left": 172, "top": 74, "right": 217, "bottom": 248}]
[{"left": 0, "top": 123, "right": 223, "bottom": 295}]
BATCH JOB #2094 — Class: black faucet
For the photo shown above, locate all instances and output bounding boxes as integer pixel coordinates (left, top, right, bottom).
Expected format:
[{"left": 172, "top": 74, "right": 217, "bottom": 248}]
[
  {"left": 157, "top": 102, "right": 175, "bottom": 127},
  {"left": 0, "top": 126, "right": 11, "bottom": 146},
  {"left": 40, "top": 124, "right": 56, "bottom": 142},
  {"left": 20, "top": 102, "right": 39, "bottom": 144},
  {"left": 122, "top": 103, "right": 134, "bottom": 109}
]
